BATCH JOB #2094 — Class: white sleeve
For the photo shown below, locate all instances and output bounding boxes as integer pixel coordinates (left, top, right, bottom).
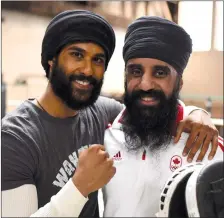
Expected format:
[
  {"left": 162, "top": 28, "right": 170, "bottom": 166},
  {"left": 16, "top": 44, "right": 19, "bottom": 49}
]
[
  {"left": 185, "top": 106, "right": 210, "bottom": 116},
  {"left": 2, "top": 178, "right": 88, "bottom": 217},
  {"left": 178, "top": 99, "right": 210, "bottom": 117}
]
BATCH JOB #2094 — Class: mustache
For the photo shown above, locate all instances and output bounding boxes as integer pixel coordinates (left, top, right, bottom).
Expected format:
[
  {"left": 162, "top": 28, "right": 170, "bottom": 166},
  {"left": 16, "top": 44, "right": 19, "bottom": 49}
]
[
  {"left": 129, "top": 89, "right": 167, "bottom": 101},
  {"left": 69, "top": 74, "right": 99, "bottom": 86}
]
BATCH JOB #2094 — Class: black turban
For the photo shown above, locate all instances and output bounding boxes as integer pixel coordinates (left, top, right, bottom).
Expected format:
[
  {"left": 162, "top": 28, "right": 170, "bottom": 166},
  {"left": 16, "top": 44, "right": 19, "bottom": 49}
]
[
  {"left": 41, "top": 10, "right": 116, "bottom": 75},
  {"left": 123, "top": 16, "right": 192, "bottom": 74}
]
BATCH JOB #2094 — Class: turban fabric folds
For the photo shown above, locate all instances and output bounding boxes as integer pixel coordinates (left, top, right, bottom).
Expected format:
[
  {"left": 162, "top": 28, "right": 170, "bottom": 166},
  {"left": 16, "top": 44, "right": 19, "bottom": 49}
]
[
  {"left": 123, "top": 16, "right": 192, "bottom": 74},
  {"left": 41, "top": 10, "right": 116, "bottom": 74}
]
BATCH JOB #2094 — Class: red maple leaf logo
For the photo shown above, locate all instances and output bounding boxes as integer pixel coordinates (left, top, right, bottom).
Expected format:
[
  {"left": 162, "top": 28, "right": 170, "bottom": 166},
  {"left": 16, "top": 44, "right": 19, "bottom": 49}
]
[
  {"left": 173, "top": 158, "right": 180, "bottom": 165},
  {"left": 170, "top": 155, "right": 182, "bottom": 172}
]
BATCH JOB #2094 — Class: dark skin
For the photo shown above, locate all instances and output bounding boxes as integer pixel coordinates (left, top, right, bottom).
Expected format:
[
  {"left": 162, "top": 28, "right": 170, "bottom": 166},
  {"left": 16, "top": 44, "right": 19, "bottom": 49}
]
[
  {"left": 175, "top": 111, "right": 219, "bottom": 161},
  {"left": 126, "top": 58, "right": 219, "bottom": 161},
  {"left": 36, "top": 42, "right": 106, "bottom": 118},
  {"left": 35, "top": 42, "right": 218, "bottom": 164}
]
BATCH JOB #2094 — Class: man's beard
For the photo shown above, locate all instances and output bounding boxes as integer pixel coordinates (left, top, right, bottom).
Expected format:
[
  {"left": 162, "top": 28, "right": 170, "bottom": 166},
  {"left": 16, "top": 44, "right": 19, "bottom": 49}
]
[
  {"left": 122, "top": 81, "right": 180, "bottom": 152},
  {"left": 49, "top": 61, "right": 103, "bottom": 110}
]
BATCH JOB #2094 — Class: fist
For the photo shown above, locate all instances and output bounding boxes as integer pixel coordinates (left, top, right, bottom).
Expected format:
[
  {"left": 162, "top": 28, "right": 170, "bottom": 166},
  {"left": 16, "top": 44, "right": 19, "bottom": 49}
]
[{"left": 72, "top": 144, "right": 116, "bottom": 197}]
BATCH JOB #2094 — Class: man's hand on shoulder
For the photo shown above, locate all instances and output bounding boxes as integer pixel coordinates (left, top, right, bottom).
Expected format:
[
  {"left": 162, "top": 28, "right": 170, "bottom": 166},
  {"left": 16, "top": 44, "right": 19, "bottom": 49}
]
[{"left": 174, "top": 109, "right": 219, "bottom": 162}]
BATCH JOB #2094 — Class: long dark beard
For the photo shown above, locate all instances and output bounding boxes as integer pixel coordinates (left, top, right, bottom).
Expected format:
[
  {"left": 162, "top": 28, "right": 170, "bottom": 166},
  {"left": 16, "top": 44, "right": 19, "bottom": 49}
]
[
  {"left": 49, "top": 61, "right": 103, "bottom": 110},
  {"left": 122, "top": 81, "right": 180, "bottom": 152}
]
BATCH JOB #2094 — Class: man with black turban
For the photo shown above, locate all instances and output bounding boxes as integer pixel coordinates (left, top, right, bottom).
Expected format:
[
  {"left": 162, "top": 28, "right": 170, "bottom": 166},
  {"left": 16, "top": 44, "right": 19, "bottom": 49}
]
[
  {"left": 102, "top": 16, "right": 223, "bottom": 217},
  {"left": 1, "top": 10, "right": 219, "bottom": 217},
  {"left": 2, "top": 10, "right": 119, "bottom": 217}
]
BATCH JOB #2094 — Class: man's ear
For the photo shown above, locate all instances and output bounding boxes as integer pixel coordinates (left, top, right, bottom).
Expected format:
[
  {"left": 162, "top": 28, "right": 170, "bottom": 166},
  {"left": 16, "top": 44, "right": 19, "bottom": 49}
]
[
  {"left": 48, "top": 58, "right": 56, "bottom": 79},
  {"left": 179, "top": 77, "right": 183, "bottom": 92},
  {"left": 48, "top": 60, "right": 54, "bottom": 73}
]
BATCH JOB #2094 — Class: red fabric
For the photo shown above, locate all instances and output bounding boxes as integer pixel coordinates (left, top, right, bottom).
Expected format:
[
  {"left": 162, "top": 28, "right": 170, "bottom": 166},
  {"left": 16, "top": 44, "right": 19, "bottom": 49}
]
[
  {"left": 142, "top": 150, "right": 146, "bottom": 160},
  {"left": 218, "top": 138, "right": 224, "bottom": 152},
  {"left": 176, "top": 104, "right": 184, "bottom": 124},
  {"left": 106, "top": 123, "right": 112, "bottom": 129}
]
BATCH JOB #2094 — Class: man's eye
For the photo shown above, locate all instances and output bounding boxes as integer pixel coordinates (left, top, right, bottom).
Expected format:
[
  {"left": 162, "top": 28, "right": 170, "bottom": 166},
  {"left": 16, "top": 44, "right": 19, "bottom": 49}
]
[
  {"left": 130, "top": 69, "right": 143, "bottom": 77},
  {"left": 93, "top": 57, "right": 105, "bottom": 65},
  {"left": 155, "top": 70, "right": 168, "bottom": 77},
  {"left": 71, "top": 51, "right": 83, "bottom": 59}
]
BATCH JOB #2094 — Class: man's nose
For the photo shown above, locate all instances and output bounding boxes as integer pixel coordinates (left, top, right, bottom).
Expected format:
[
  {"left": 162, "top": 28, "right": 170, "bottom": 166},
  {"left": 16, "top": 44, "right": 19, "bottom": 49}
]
[
  {"left": 139, "top": 73, "right": 156, "bottom": 91},
  {"left": 82, "top": 59, "right": 94, "bottom": 77}
]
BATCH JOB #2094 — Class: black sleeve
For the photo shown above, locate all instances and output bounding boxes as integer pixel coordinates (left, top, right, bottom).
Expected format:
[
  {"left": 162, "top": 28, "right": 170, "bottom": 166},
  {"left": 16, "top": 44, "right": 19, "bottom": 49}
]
[{"left": 2, "top": 130, "right": 37, "bottom": 190}]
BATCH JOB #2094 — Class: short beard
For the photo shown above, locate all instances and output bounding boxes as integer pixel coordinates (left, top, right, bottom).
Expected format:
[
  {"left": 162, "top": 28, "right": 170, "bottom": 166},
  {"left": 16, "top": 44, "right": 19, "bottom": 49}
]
[
  {"left": 122, "top": 80, "right": 180, "bottom": 153},
  {"left": 49, "top": 60, "right": 103, "bottom": 110}
]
